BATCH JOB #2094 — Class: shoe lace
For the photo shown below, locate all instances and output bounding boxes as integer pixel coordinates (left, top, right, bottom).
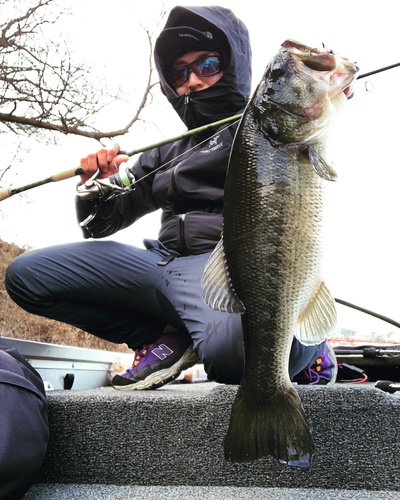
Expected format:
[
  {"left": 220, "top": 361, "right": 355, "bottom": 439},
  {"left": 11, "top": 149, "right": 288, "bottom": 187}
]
[
  {"left": 125, "top": 344, "right": 154, "bottom": 375},
  {"left": 292, "top": 351, "right": 333, "bottom": 385},
  {"left": 302, "top": 367, "right": 321, "bottom": 385}
]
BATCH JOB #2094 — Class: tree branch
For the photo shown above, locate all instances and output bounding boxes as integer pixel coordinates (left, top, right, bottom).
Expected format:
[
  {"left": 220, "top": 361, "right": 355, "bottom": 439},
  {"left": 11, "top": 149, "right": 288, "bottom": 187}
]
[{"left": 0, "top": 0, "right": 161, "bottom": 141}]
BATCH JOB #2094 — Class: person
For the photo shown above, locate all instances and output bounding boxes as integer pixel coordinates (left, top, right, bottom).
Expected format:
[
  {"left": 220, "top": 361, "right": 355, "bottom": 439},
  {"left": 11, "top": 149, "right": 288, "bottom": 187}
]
[
  {"left": 0, "top": 338, "right": 49, "bottom": 499},
  {"left": 5, "top": 6, "right": 337, "bottom": 391}
]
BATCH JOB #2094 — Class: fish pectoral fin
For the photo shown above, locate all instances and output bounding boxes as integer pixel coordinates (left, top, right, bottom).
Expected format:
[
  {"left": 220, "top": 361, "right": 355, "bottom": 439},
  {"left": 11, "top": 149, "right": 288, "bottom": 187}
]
[
  {"left": 296, "top": 281, "right": 337, "bottom": 345},
  {"left": 201, "top": 236, "right": 245, "bottom": 314},
  {"left": 308, "top": 146, "right": 337, "bottom": 181}
]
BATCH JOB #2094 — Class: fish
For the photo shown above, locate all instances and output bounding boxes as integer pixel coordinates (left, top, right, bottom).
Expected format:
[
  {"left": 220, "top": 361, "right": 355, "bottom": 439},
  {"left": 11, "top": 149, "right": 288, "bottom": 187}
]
[{"left": 201, "top": 40, "right": 359, "bottom": 466}]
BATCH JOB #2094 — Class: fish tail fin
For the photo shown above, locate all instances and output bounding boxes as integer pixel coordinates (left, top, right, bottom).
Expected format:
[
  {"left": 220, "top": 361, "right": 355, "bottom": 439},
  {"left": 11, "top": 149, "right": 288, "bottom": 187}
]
[{"left": 224, "top": 384, "right": 314, "bottom": 467}]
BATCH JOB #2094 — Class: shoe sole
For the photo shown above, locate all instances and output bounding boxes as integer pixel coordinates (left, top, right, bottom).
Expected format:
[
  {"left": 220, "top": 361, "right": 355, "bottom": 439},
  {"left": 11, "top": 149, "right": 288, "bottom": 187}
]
[{"left": 113, "top": 346, "right": 200, "bottom": 391}]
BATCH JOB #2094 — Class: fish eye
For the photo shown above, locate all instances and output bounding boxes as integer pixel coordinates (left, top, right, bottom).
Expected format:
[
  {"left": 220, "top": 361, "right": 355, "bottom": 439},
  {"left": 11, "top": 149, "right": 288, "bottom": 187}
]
[{"left": 270, "top": 67, "right": 287, "bottom": 81}]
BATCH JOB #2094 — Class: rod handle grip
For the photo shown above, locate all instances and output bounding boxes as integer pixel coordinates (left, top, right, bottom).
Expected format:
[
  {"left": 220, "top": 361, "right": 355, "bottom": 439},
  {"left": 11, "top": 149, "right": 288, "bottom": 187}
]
[
  {"left": 0, "top": 188, "right": 11, "bottom": 201},
  {"left": 51, "top": 167, "right": 84, "bottom": 182}
]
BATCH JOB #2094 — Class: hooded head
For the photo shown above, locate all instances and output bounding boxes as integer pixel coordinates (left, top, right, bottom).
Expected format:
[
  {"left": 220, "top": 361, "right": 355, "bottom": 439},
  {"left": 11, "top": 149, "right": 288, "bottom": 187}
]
[{"left": 154, "top": 6, "right": 252, "bottom": 129}]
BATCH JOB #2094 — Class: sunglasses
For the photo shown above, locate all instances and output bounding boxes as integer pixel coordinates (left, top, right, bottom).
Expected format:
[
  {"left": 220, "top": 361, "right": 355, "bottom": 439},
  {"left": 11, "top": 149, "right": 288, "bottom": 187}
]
[{"left": 170, "top": 55, "right": 222, "bottom": 87}]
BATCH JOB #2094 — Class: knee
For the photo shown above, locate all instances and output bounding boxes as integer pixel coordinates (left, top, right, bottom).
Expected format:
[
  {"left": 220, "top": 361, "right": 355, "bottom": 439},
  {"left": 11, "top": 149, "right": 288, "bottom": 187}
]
[
  {"left": 5, "top": 253, "right": 25, "bottom": 297},
  {"left": 200, "top": 344, "right": 243, "bottom": 385},
  {"left": 194, "top": 320, "right": 244, "bottom": 385},
  {"left": 5, "top": 252, "right": 39, "bottom": 305}
]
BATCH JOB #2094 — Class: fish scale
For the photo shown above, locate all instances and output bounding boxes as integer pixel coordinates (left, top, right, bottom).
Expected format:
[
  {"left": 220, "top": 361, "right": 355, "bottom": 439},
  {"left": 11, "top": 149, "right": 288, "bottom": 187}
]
[{"left": 202, "top": 39, "right": 359, "bottom": 466}]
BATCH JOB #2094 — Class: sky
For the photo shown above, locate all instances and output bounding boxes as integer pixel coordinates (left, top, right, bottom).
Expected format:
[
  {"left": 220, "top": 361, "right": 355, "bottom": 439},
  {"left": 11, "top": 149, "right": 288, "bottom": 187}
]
[{"left": 1, "top": 0, "right": 399, "bottom": 341}]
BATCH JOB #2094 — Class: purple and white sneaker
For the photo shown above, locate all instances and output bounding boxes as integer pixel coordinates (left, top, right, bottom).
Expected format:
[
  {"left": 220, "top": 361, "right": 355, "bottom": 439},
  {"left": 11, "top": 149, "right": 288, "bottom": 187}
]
[
  {"left": 112, "top": 331, "right": 199, "bottom": 391},
  {"left": 292, "top": 343, "right": 338, "bottom": 386}
]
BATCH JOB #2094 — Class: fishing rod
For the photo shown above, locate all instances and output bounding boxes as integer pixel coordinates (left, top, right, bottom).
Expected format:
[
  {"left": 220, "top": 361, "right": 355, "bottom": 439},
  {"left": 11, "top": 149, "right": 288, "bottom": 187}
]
[
  {"left": 0, "top": 60, "right": 398, "bottom": 203},
  {"left": 335, "top": 298, "right": 400, "bottom": 330},
  {"left": 357, "top": 61, "right": 400, "bottom": 79},
  {"left": 0, "top": 113, "right": 242, "bottom": 202}
]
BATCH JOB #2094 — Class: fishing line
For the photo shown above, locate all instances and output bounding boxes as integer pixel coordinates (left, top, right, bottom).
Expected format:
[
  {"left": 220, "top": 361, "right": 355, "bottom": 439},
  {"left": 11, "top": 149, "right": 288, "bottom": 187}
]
[
  {"left": 75, "top": 117, "right": 241, "bottom": 223},
  {"left": 129, "top": 119, "right": 240, "bottom": 187},
  {"left": 127, "top": 61, "right": 400, "bottom": 187},
  {"left": 0, "top": 60, "right": 398, "bottom": 203}
]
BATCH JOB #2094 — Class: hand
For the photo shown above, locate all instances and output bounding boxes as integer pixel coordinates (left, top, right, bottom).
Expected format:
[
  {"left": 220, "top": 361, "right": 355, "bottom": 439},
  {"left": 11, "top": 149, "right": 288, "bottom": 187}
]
[
  {"left": 79, "top": 143, "right": 129, "bottom": 183},
  {"left": 343, "top": 84, "right": 355, "bottom": 100}
]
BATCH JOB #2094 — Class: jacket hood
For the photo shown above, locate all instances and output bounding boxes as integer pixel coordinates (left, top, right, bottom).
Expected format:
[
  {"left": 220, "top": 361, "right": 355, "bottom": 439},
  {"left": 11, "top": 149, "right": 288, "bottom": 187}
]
[{"left": 154, "top": 6, "right": 252, "bottom": 129}]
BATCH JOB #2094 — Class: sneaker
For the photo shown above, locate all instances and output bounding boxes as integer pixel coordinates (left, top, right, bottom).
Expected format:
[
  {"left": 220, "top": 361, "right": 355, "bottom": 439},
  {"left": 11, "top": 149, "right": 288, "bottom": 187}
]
[
  {"left": 292, "top": 343, "right": 338, "bottom": 386},
  {"left": 112, "top": 331, "right": 200, "bottom": 391}
]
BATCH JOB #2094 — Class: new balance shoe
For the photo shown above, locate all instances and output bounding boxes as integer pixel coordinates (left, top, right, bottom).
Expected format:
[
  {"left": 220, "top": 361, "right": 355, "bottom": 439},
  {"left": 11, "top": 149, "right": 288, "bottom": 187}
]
[
  {"left": 112, "top": 331, "right": 200, "bottom": 390},
  {"left": 292, "top": 342, "right": 338, "bottom": 386}
]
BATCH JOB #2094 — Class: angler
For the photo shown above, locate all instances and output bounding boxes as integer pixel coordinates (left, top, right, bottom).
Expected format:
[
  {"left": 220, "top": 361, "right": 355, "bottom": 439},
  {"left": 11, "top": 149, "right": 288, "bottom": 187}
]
[{"left": 5, "top": 7, "right": 335, "bottom": 398}]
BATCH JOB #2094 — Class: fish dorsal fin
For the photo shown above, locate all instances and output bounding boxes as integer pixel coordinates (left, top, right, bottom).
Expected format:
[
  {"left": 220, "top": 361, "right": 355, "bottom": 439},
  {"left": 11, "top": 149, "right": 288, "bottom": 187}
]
[
  {"left": 201, "top": 236, "right": 245, "bottom": 314},
  {"left": 308, "top": 146, "right": 337, "bottom": 181},
  {"left": 296, "top": 281, "right": 337, "bottom": 345}
]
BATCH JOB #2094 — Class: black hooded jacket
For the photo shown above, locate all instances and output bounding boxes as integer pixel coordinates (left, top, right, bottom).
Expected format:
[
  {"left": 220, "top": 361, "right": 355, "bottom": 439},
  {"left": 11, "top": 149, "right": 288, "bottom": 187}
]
[{"left": 76, "top": 6, "right": 252, "bottom": 255}]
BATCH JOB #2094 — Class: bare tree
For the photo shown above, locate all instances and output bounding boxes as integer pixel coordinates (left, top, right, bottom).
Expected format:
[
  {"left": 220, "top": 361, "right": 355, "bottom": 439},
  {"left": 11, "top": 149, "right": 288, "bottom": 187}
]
[{"left": 0, "top": 0, "right": 159, "bottom": 141}]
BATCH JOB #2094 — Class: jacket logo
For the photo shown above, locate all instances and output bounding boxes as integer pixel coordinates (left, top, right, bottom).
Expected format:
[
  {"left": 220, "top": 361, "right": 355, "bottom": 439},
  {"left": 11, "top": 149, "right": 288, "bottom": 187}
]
[
  {"left": 201, "top": 134, "right": 223, "bottom": 154},
  {"left": 209, "top": 136, "right": 220, "bottom": 147}
]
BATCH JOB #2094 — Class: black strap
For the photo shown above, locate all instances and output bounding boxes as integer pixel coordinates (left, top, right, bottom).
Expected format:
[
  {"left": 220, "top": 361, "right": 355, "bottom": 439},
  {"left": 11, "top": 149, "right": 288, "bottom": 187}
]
[{"left": 157, "top": 254, "right": 176, "bottom": 266}]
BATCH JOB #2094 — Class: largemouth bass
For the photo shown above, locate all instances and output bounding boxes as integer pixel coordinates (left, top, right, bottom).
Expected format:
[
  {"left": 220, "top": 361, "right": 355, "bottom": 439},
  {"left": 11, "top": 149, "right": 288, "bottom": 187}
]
[{"left": 201, "top": 40, "right": 358, "bottom": 466}]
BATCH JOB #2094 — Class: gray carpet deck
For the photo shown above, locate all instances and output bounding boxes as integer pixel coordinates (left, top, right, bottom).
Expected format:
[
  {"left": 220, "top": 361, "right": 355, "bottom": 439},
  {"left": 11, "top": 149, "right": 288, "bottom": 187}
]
[
  {"left": 24, "top": 484, "right": 400, "bottom": 499},
  {"left": 31, "top": 382, "right": 400, "bottom": 494}
]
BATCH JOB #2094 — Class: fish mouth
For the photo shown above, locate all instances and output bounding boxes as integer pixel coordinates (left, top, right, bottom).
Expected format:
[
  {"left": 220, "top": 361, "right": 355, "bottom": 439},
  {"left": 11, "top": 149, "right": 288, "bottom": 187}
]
[
  {"left": 282, "top": 40, "right": 337, "bottom": 73},
  {"left": 282, "top": 40, "right": 359, "bottom": 98}
]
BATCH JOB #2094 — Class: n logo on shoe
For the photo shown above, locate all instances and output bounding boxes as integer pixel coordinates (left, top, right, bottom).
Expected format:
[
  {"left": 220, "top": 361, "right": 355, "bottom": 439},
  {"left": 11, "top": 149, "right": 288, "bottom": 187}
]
[{"left": 151, "top": 344, "right": 173, "bottom": 360}]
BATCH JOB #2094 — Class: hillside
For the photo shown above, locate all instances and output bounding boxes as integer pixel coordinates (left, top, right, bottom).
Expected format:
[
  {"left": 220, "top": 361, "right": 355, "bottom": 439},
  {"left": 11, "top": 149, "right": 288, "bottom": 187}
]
[{"left": 0, "top": 239, "right": 130, "bottom": 353}]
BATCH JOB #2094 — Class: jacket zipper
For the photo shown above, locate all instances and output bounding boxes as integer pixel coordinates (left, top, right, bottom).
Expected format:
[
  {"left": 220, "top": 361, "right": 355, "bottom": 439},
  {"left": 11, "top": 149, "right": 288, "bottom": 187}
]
[
  {"left": 179, "top": 213, "right": 188, "bottom": 255},
  {"left": 178, "top": 93, "right": 188, "bottom": 254}
]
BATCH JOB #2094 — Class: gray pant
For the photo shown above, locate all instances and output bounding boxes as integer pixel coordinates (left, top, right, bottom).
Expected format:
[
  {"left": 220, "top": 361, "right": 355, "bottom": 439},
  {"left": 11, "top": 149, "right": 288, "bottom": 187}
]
[{"left": 5, "top": 239, "right": 324, "bottom": 384}]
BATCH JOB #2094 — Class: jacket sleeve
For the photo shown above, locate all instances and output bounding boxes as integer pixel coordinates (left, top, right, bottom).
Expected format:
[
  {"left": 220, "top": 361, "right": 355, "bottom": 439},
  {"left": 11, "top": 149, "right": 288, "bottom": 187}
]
[{"left": 76, "top": 147, "right": 161, "bottom": 239}]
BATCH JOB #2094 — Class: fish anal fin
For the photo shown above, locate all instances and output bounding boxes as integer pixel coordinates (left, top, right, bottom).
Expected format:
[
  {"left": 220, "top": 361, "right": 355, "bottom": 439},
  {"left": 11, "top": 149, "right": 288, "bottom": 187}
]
[
  {"left": 296, "top": 280, "right": 337, "bottom": 345},
  {"left": 201, "top": 236, "right": 245, "bottom": 314},
  {"left": 225, "top": 383, "right": 314, "bottom": 466},
  {"left": 308, "top": 145, "right": 337, "bottom": 181}
]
